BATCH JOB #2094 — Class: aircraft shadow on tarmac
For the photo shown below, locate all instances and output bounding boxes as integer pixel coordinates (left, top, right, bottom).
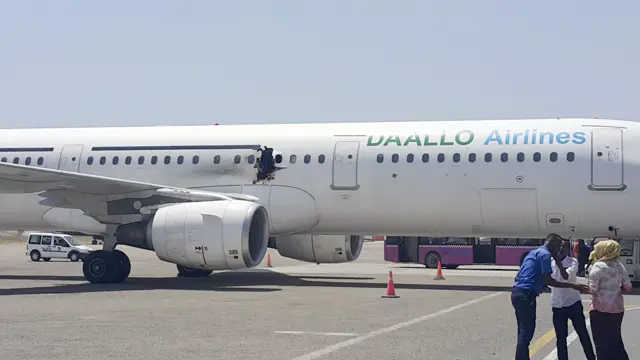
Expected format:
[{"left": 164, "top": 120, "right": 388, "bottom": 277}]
[
  {"left": 0, "top": 271, "right": 530, "bottom": 296},
  {"left": 2, "top": 271, "right": 640, "bottom": 297}
]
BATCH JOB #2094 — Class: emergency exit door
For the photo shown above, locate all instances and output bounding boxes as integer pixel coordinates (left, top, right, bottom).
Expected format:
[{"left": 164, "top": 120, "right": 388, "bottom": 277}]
[
  {"left": 331, "top": 141, "right": 360, "bottom": 191},
  {"left": 589, "top": 128, "right": 625, "bottom": 191},
  {"left": 58, "top": 145, "right": 84, "bottom": 172}
]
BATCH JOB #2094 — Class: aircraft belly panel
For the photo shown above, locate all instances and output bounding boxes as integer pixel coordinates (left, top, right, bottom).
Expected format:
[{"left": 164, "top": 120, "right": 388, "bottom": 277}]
[{"left": 480, "top": 188, "right": 540, "bottom": 236}]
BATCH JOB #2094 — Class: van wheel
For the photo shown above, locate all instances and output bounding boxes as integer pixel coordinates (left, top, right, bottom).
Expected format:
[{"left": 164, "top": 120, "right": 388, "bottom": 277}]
[
  {"left": 68, "top": 252, "right": 80, "bottom": 262},
  {"left": 42, "top": 258, "right": 51, "bottom": 262},
  {"left": 30, "top": 250, "right": 41, "bottom": 262}
]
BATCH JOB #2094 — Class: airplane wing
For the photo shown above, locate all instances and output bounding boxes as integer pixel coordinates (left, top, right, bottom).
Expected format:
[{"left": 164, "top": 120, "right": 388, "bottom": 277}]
[{"left": 0, "top": 162, "right": 260, "bottom": 223}]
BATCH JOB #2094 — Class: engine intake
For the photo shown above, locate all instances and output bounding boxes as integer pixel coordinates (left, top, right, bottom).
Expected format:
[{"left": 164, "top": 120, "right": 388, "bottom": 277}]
[
  {"left": 273, "top": 234, "right": 363, "bottom": 263},
  {"left": 117, "top": 200, "right": 270, "bottom": 270}
]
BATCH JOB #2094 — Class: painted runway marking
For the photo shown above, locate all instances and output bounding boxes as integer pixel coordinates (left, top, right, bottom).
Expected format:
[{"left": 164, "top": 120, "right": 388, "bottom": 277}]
[
  {"left": 290, "top": 292, "right": 502, "bottom": 360},
  {"left": 541, "top": 306, "right": 640, "bottom": 360},
  {"left": 275, "top": 331, "right": 359, "bottom": 337}
]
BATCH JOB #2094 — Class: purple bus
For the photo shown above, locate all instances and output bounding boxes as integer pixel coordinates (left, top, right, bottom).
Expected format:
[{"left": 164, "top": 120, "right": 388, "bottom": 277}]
[{"left": 384, "top": 236, "right": 545, "bottom": 269}]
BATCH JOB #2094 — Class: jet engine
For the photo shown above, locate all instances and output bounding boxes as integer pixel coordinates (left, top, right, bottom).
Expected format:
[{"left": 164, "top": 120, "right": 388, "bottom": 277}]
[
  {"left": 272, "top": 234, "right": 363, "bottom": 263},
  {"left": 116, "top": 200, "right": 270, "bottom": 270}
]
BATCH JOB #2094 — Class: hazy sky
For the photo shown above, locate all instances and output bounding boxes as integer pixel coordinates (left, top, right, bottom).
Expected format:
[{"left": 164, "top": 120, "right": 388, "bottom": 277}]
[{"left": 0, "top": 1, "right": 638, "bottom": 128}]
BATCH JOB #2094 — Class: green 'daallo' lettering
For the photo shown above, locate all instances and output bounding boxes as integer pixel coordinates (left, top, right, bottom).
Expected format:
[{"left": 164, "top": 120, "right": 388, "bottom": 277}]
[
  {"left": 403, "top": 134, "right": 422, "bottom": 146},
  {"left": 367, "top": 135, "right": 384, "bottom": 146},
  {"left": 383, "top": 135, "right": 402, "bottom": 146}
]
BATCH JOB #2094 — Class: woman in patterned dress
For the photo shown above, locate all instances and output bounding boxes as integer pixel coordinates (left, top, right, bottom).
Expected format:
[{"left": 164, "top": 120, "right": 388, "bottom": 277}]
[{"left": 587, "top": 239, "right": 633, "bottom": 360}]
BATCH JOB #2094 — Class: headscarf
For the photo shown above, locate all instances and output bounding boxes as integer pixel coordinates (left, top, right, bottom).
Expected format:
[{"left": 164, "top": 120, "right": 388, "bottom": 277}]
[{"left": 593, "top": 239, "right": 621, "bottom": 262}]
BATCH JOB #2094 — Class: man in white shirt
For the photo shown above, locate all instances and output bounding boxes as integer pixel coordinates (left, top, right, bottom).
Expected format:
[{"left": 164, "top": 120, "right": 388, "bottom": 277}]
[{"left": 550, "top": 238, "right": 596, "bottom": 360}]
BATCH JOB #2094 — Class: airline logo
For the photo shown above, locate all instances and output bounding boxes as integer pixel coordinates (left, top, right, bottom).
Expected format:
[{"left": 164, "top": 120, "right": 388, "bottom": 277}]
[{"left": 367, "top": 129, "right": 587, "bottom": 147}]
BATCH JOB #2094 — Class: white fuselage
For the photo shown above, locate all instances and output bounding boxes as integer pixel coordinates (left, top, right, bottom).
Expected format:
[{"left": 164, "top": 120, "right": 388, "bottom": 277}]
[{"left": 0, "top": 118, "right": 636, "bottom": 239}]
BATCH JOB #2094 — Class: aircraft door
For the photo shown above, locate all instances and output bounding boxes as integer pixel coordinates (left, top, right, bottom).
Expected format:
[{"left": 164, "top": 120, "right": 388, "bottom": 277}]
[
  {"left": 331, "top": 141, "right": 360, "bottom": 191},
  {"left": 589, "top": 128, "right": 625, "bottom": 190},
  {"left": 58, "top": 145, "right": 85, "bottom": 172}
]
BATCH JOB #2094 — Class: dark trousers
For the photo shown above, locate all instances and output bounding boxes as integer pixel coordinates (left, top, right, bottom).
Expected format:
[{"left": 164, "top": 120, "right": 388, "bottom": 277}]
[
  {"left": 511, "top": 288, "right": 536, "bottom": 360},
  {"left": 552, "top": 301, "right": 595, "bottom": 360},
  {"left": 589, "top": 310, "right": 629, "bottom": 360}
]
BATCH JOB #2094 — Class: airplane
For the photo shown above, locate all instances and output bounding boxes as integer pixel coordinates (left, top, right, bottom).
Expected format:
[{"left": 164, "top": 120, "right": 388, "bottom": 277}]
[{"left": 0, "top": 117, "right": 632, "bottom": 284}]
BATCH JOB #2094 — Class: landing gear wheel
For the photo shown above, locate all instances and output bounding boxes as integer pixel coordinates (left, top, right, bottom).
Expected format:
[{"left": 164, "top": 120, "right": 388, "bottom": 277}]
[
  {"left": 82, "top": 251, "right": 116, "bottom": 284},
  {"left": 82, "top": 250, "right": 131, "bottom": 284},
  {"left": 30, "top": 250, "right": 41, "bottom": 262},
  {"left": 111, "top": 250, "right": 131, "bottom": 283},
  {"left": 176, "top": 264, "right": 213, "bottom": 278}
]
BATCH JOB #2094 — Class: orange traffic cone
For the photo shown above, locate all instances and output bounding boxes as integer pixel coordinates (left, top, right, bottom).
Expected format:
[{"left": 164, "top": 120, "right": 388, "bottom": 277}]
[
  {"left": 266, "top": 253, "right": 272, "bottom": 268},
  {"left": 434, "top": 260, "right": 445, "bottom": 280},
  {"left": 382, "top": 270, "right": 399, "bottom": 298}
]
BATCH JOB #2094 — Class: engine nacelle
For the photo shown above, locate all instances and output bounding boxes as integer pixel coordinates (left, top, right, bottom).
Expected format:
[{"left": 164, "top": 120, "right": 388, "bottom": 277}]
[
  {"left": 273, "top": 234, "right": 363, "bottom": 263},
  {"left": 117, "top": 200, "right": 270, "bottom": 270}
]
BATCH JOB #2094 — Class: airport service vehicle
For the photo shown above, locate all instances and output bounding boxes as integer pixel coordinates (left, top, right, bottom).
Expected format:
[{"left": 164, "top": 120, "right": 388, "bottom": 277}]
[
  {"left": 26, "top": 232, "right": 93, "bottom": 262},
  {"left": 384, "top": 236, "right": 545, "bottom": 268},
  {"left": 0, "top": 118, "right": 636, "bottom": 284}
]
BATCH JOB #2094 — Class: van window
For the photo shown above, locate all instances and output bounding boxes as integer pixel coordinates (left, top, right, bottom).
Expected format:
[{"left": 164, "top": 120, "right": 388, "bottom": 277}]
[
  {"left": 41, "top": 236, "right": 52, "bottom": 246},
  {"left": 54, "top": 237, "right": 69, "bottom": 247},
  {"left": 28, "top": 235, "right": 41, "bottom": 245}
]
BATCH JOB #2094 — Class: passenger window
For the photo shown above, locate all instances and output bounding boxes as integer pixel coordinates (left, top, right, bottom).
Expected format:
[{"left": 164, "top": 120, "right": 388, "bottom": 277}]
[
  {"left": 437, "top": 153, "right": 445, "bottom": 163},
  {"left": 151, "top": 156, "right": 158, "bottom": 165},
  {"left": 484, "top": 153, "right": 492, "bottom": 162},
  {"left": 125, "top": 156, "right": 132, "bottom": 165},
  {"left": 138, "top": 156, "right": 145, "bottom": 165},
  {"left": 453, "top": 153, "right": 460, "bottom": 163},
  {"left": 100, "top": 156, "right": 106, "bottom": 165},
  {"left": 567, "top": 152, "right": 575, "bottom": 162},
  {"left": 421, "top": 153, "right": 429, "bottom": 163},
  {"left": 318, "top": 154, "right": 325, "bottom": 163},
  {"left": 377, "top": 154, "right": 384, "bottom": 163},
  {"left": 87, "top": 156, "right": 93, "bottom": 165},
  {"left": 192, "top": 155, "right": 199, "bottom": 164},
  {"left": 214, "top": 155, "right": 221, "bottom": 164},
  {"left": 501, "top": 153, "right": 508, "bottom": 162},
  {"left": 517, "top": 152, "right": 525, "bottom": 162},
  {"left": 550, "top": 152, "right": 558, "bottom": 162},
  {"left": 177, "top": 156, "right": 184, "bottom": 165},
  {"left": 54, "top": 237, "right": 69, "bottom": 247},
  {"left": 37, "top": 157, "right": 44, "bottom": 166},
  {"left": 234, "top": 155, "right": 241, "bottom": 164},
  {"left": 12, "top": 157, "right": 19, "bottom": 164},
  {"left": 25, "top": 157, "right": 32, "bottom": 165},
  {"left": 28, "top": 235, "right": 41, "bottom": 244},
  {"left": 289, "top": 155, "right": 297, "bottom": 164},
  {"left": 275, "top": 154, "right": 282, "bottom": 164},
  {"left": 112, "top": 156, "right": 119, "bottom": 165},
  {"left": 164, "top": 156, "right": 171, "bottom": 165},
  {"left": 248, "top": 155, "right": 255, "bottom": 164},
  {"left": 533, "top": 152, "right": 541, "bottom": 162},
  {"left": 391, "top": 154, "right": 399, "bottom": 163},
  {"left": 407, "top": 154, "right": 414, "bottom": 163},
  {"left": 304, "top": 154, "right": 311, "bottom": 164},
  {"left": 41, "top": 236, "right": 52, "bottom": 246},
  {"left": 468, "top": 153, "right": 476, "bottom": 163}
]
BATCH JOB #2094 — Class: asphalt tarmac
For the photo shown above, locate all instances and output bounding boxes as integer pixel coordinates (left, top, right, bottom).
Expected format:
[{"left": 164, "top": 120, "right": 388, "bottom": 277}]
[{"left": 1, "top": 241, "right": 639, "bottom": 360}]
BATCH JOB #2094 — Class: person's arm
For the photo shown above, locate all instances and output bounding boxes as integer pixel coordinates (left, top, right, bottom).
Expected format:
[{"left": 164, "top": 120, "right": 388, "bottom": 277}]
[
  {"left": 541, "top": 252, "right": 587, "bottom": 291},
  {"left": 619, "top": 262, "right": 633, "bottom": 293},
  {"left": 555, "top": 258, "right": 569, "bottom": 280}
]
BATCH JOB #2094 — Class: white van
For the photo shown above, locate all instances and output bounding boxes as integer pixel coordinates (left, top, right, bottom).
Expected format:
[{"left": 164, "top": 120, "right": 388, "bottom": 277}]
[{"left": 26, "top": 232, "right": 94, "bottom": 262}]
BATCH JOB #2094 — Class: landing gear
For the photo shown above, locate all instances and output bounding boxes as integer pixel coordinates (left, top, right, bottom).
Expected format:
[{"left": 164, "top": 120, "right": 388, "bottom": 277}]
[
  {"left": 82, "top": 249, "right": 131, "bottom": 284},
  {"left": 176, "top": 264, "right": 213, "bottom": 278}
]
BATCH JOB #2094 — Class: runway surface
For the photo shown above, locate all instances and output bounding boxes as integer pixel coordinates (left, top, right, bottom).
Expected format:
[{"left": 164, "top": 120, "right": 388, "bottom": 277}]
[{"left": 1, "top": 241, "right": 639, "bottom": 360}]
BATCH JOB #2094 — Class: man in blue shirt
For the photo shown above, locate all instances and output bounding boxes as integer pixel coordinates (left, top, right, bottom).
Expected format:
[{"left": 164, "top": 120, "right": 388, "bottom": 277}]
[{"left": 511, "top": 233, "right": 590, "bottom": 360}]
